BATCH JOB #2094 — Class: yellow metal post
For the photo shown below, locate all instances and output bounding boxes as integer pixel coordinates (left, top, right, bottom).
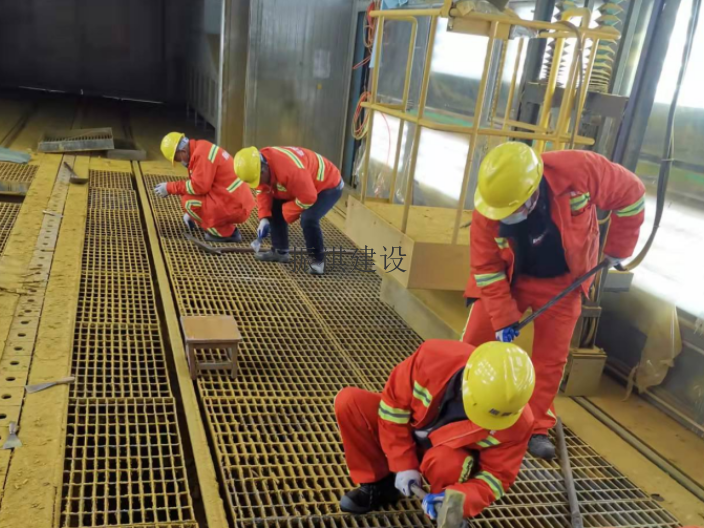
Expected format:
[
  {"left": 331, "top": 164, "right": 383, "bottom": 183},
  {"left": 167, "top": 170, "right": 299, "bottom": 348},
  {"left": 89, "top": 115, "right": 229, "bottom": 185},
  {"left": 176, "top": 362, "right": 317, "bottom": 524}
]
[
  {"left": 388, "top": 18, "right": 418, "bottom": 203},
  {"left": 360, "top": 17, "right": 385, "bottom": 204},
  {"left": 502, "top": 38, "right": 525, "bottom": 130},
  {"left": 400, "top": 15, "right": 438, "bottom": 233},
  {"left": 451, "top": 22, "right": 499, "bottom": 245}
]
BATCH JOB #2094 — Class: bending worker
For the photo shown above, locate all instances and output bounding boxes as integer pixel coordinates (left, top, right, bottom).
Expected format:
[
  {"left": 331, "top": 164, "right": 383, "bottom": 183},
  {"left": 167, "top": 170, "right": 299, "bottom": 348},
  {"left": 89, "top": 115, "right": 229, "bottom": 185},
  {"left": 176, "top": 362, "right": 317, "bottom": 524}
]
[
  {"left": 463, "top": 142, "right": 645, "bottom": 459},
  {"left": 233, "top": 146, "right": 344, "bottom": 275},
  {"left": 154, "top": 132, "right": 254, "bottom": 242},
  {"left": 335, "top": 340, "right": 535, "bottom": 519}
]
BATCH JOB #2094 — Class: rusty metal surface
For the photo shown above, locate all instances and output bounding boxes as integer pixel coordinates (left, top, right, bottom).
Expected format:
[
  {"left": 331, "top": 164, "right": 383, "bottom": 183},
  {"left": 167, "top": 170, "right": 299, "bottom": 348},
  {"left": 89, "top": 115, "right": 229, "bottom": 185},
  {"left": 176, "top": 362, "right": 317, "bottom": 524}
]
[{"left": 141, "top": 172, "right": 680, "bottom": 528}]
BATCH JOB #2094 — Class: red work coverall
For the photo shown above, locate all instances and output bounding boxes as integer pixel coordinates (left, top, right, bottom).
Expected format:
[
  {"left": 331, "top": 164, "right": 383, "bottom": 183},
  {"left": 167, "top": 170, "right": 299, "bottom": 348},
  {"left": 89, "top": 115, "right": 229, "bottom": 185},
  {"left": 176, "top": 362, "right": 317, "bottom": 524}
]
[
  {"left": 255, "top": 147, "right": 341, "bottom": 223},
  {"left": 462, "top": 150, "right": 646, "bottom": 435},
  {"left": 335, "top": 339, "right": 534, "bottom": 518},
  {"left": 166, "top": 139, "right": 255, "bottom": 237}
]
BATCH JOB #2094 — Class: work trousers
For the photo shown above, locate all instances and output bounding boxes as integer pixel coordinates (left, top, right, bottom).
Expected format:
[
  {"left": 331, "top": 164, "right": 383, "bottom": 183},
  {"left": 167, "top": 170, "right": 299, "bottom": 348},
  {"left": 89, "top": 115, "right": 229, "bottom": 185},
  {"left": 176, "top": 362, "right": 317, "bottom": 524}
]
[
  {"left": 334, "top": 387, "right": 474, "bottom": 490},
  {"left": 461, "top": 275, "right": 582, "bottom": 435},
  {"left": 271, "top": 181, "right": 344, "bottom": 261},
  {"left": 181, "top": 196, "right": 239, "bottom": 238}
]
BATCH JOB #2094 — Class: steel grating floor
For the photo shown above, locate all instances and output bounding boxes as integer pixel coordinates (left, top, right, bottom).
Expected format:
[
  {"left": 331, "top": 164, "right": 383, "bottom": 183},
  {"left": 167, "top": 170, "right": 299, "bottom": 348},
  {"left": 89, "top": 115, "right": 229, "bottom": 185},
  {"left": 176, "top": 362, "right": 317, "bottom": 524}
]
[
  {"left": 61, "top": 170, "right": 198, "bottom": 528},
  {"left": 0, "top": 202, "right": 21, "bottom": 253},
  {"left": 141, "top": 173, "right": 680, "bottom": 528}
]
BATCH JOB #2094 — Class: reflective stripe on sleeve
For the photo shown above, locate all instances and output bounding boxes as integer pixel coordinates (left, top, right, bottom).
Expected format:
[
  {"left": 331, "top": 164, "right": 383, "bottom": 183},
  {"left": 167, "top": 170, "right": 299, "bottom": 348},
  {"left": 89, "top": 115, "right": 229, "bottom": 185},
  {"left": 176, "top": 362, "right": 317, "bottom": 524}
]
[
  {"left": 570, "top": 192, "right": 590, "bottom": 212},
  {"left": 412, "top": 382, "right": 433, "bottom": 408},
  {"left": 315, "top": 153, "right": 325, "bottom": 181},
  {"left": 295, "top": 198, "right": 312, "bottom": 210},
  {"left": 474, "top": 272, "right": 506, "bottom": 288},
  {"left": 378, "top": 401, "right": 411, "bottom": 425},
  {"left": 272, "top": 147, "right": 304, "bottom": 168},
  {"left": 228, "top": 179, "right": 244, "bottom": 193},
  {"left": 208, "top": 145, "right": 220, "bottom": 162},
  {"left": 186, "top": 180, "right": 195, "bottom": 195},
  {"left": 459, "top": 456, "right": 474, "bottom": 483},
  {"left": 476, "top": 436, "right": 501, "bottom": 448},
  {"left": 494, "top": 237, "right": 509, "bottom": 250},
  {"left": 185, "top": 200, "right": 203, "bottom": 222},
  {"left": 276, "top": 183, "right": 287, "bottom": 192},
  {"left": 475, "top": 471, "right": 504, "bottom": 501},
  {"left": 615, "top": 195, "right": 645, "bottom": 217}
]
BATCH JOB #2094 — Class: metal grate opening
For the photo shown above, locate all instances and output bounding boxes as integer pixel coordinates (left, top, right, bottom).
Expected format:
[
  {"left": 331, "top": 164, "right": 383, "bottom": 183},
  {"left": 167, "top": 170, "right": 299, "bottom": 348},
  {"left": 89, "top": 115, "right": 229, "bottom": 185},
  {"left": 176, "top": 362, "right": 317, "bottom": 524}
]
[
  {"left": 141, "top": 173, "right": 681, "bottom": 528},
  {"left": 0, "top": 162, "right": 38, "bottom": 183},
  {"left": 89, "top": 170, "right": 133, "bottom": 189},
  {"left": 0, "top": 202, "right": 21, "bottom": 253},
  {"left": 61, "top": 399, "right": 193, "bottom": 527},
  {"left": 71, "top": 323, "right": 170, "bottom": 398}
]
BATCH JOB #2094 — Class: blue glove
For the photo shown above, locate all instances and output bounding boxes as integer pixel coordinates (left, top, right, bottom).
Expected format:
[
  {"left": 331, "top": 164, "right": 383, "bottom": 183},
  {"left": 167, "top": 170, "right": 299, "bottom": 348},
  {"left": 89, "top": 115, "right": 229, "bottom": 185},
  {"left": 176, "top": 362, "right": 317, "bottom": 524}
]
[
  {"left": 257, "top": 218, "right": 270, "bottom": 239},
  {"left": 495, "top": 325, "right": 520, "bottom": 343},
  {"left": 422, "top": 491, "right": 445, "bottom": 520}
]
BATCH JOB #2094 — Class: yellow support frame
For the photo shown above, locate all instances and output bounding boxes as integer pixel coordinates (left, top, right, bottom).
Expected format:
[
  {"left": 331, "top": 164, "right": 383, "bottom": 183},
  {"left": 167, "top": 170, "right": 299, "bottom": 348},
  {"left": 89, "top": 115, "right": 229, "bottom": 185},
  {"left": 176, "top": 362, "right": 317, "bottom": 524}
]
[{"left": 359, "top": 4, "right": 620, "bottom": 244}]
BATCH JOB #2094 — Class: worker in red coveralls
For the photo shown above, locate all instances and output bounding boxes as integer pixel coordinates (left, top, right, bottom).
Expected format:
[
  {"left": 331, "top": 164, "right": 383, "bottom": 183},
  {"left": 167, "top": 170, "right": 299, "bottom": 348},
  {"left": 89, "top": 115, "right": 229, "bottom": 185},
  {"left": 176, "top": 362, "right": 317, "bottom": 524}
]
[
  {"left": 462, "top": 142, "right": 645, "bottom": 460},
  {"left": 335, "top": 340, "right": 535, "bottom": 520},
  {"left": 154, "top": 132, "right": 255, "bottom": 242},
  {"left": 233, "top": 146, "right": 344, "bottom": 275}
]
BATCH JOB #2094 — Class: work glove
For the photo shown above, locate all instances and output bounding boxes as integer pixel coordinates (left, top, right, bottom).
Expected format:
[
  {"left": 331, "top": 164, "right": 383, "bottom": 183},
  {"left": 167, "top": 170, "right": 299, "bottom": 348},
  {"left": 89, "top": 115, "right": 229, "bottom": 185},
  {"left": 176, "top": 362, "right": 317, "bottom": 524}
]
[
  {"left": 394, "top": 469, "right": 422, "bottom": 497},
  {"left": 154, "top": 183, "right": 169, "bottom": 198},
  {"left": 495, "top": 325, "right": 520, "bottom": 343},
  {"left": 604, "top": 254, "right": 624, "bottom": 267},
  {"left": 257, "top": 218, "right": 271, "bottom": 239},
  {"left": 422, "top": 491, "right": 445, "bottom": 520}
]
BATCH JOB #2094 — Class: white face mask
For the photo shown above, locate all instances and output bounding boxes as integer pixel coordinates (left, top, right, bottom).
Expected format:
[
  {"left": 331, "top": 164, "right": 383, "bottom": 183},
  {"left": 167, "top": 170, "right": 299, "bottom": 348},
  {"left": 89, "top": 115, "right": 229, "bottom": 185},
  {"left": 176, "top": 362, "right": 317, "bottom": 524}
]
[
  {"left": 501, "top": 211, "right": 528, "bottom": 225},
  {"left": 500, "top": 192, "right": 539, "bottom": 225}
]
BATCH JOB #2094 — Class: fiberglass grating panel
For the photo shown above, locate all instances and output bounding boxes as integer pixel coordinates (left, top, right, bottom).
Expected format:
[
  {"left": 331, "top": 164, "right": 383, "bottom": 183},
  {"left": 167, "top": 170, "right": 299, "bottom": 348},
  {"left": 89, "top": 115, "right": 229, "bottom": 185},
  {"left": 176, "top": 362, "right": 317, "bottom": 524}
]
[
  {"left": 61, "top": 399, "right": 194, "bottom": 528},
  {"left": 0, "top": 162, "right": 38, "bottom": 183},
  {"left": 89, "top": 189, "right": 139, "bottom": 211},
  {"left": 235, "top": 512, "right": 434, "bottom": 528},
  {"left": 88, "top": 170, "right": 133, "bottom": 189},
  {"left": 81, "top": 240, "right": 151, "bottom": 274},
  {"left": 203, "top": 398, "right": 420, "bottom": 522},
  {"left": 77, "top": 273, "right": 158, "bottom": 324},
  {"left": 71, "top": 323, "right": 170, "bottom": 398},
  {"left": 86, "top": 209, "right": 147, "bottom": 239}
]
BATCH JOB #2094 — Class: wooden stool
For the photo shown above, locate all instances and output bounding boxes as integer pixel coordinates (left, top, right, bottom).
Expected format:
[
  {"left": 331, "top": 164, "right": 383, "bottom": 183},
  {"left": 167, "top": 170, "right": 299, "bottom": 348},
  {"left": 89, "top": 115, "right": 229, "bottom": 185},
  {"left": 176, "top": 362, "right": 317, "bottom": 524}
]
[{"left": 180, "top": 315, "right": 241, "bottom": 380}]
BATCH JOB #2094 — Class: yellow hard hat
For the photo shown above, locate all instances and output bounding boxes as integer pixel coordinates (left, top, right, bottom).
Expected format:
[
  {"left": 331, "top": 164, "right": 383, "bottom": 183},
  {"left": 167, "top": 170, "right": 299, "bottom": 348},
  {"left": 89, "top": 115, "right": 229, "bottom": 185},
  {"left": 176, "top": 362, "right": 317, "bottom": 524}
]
[
  {"left": 474, "top": 142, "right": 543, "bottom": 220},
  {"left": 160, "top": 132, "right": 185, "bottom": 166},
  {"left": 462, "top": 341, "right": 535, "bottom": 430},
  {"left": 234, "top": 146, "right": 262, "bottom": 188}
]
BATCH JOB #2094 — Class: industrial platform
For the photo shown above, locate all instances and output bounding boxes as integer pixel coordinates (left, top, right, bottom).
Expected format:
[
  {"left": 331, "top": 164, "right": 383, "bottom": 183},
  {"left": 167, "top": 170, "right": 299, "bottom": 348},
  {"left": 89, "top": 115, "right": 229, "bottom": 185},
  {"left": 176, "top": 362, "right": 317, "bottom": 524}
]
[{"left": 0, "top": 93, "right": 701, "bottom": 528}]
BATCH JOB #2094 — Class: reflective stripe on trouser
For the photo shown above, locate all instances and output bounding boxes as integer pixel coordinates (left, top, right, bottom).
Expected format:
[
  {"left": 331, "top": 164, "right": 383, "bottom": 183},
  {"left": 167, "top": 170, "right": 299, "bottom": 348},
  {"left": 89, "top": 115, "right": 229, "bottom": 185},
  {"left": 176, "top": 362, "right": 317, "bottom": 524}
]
[
  {"left": 179, "top": 196, "right": 236, "bottom": 238},
  {"left": 461, "top": 275, "right": 581, "bottom": 435},
  {"left": 334, "top": 387, "right": 473, "bottom": 489}
]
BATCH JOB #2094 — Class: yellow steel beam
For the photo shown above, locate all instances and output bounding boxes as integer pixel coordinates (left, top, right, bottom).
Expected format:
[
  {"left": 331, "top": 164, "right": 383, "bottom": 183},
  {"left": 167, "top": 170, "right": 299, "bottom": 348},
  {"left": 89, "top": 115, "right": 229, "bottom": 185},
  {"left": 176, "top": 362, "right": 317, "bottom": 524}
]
[{"left": 133, "top": 163, "right": 230, "bottom": 528}]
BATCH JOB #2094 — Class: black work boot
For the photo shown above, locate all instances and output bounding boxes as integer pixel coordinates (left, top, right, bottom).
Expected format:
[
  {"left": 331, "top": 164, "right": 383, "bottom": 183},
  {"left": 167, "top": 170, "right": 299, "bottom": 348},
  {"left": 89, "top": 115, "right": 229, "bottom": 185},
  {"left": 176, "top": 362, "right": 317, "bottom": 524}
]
[
  {"left": 340, "top": 474, "right": 398, "bottom": 514},
  {"left": 205, "top": 228, "right": 242, "bottom": 243},
  {"left": 528, "top": 434, "right": 556, "bottom": 460}
]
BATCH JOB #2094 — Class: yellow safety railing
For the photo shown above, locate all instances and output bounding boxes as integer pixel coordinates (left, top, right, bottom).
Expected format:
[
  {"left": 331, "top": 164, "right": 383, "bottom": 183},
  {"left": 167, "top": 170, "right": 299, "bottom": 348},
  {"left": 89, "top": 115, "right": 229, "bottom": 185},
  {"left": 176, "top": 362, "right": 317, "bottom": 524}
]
[{"left": 358, "top": 0, "right": 620, "bottom": 244}]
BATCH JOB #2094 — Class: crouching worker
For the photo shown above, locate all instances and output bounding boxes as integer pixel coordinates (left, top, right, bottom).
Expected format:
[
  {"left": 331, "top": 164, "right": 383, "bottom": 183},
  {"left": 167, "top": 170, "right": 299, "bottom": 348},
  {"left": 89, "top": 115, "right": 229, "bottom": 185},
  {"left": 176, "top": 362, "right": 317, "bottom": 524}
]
[
  {"left": 154, "top": 132, "right": 254, "bottom": 242},
  {"left": 335, "top": 340, "right": 535, "bottom": 520},
  {"left": 234, "top": 146, "right": 344, "bottom": 275}
]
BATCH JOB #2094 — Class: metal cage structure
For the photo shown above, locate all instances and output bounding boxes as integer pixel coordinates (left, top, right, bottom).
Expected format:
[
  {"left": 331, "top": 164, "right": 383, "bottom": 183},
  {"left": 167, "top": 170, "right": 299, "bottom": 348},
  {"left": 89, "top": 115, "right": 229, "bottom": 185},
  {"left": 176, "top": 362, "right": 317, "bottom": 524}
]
[{"left": 357, "top": 0, "right": 620, "bottom": 246}]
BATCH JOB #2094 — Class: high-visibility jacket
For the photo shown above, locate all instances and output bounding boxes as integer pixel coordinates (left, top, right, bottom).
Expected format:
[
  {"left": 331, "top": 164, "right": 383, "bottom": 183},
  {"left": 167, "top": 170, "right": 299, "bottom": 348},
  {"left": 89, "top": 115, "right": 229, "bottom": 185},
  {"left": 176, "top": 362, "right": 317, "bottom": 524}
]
[
  {"left": 379, "top": 339, "right": 534, "bottom": 517},
  {"left": 464, "top": 150, "right": 646, "bottom": 330},
  {"left": 166, "top": 139, "right": 254, "bottom": 229},
  {"left": 256, "top": 146, "right": 341, "bottom": 223}
]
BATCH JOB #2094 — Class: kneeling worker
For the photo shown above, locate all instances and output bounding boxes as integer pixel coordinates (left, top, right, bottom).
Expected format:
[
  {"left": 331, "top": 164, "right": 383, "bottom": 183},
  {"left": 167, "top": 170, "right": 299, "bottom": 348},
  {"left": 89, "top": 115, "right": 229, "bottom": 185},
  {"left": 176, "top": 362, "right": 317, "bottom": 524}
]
[
  {"left": 154, "top": 132, "right": 254, "bottom": 242},
  {"left": 335, "top": 340, "right": 535, "bottom": 520},
  {"left": 234, "top": 146, "right": 344, "bottom": 275}
]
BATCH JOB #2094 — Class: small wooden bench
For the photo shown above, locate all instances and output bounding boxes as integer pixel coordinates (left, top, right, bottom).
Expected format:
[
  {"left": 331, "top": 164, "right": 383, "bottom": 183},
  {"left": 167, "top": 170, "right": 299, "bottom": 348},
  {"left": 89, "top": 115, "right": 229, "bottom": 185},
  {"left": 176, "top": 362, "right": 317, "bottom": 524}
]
[{"left": 180, "top": 315, "right": 241, "bottom": 380}]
